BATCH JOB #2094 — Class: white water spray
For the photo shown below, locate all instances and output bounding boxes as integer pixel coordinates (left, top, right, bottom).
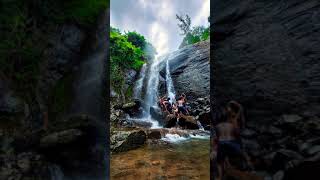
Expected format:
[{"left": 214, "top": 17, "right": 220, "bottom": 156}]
[
  {"left": 165, "top": 57, "right": 176, "bottom": 103},
  {"left": 197, "top": 121, "right": 205, "bottom": 131},
  {"left": 133, "top": 63, "right": 147, "bottom": 99},
  {"left": 49, "top": 164, "right": 64, "bottom": 180},
  {"left": 145, "top": 57, "right": 162, "bottom": 113}
]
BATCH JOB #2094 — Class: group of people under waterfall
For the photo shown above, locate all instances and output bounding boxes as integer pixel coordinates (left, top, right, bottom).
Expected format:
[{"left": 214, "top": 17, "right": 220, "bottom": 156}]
[
  {"left": 212, "top": 100, "right": 252, "bottom": 180},
  {"left": 158, "top": 93, "right": 189, "bottom": 119}
]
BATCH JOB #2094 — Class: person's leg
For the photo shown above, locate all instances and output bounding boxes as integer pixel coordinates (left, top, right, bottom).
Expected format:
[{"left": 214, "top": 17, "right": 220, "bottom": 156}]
[{"left": 216, "top": 142, "right": 226, "bottom": 180}]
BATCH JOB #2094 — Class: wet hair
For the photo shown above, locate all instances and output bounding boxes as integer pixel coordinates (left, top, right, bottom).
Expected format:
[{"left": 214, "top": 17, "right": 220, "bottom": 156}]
[
  {"left": 227, "top": 101, "right": 240, "bottom": 114},
  {"left": 227, "top": 101, "right": 245, "bottom": 128},
  {"left": 181, "top": 93, "right": 186, "bottom": 97},
  {"left": 167, "top": 98, "right": 170, "bottom": 101},
  {"left": 177, "top": 96, "right": 183, "bottom": 101}
]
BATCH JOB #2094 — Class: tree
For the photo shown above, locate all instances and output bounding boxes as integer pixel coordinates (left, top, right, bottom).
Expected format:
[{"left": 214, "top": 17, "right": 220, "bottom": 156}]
[
  {"left": 126, "top": 31, "right": 146, "bottom": 49},
  {"left": 176, "top": 15, "right": 210, "bottom": 48},
  {"left": 176, "top": 14, "right": 191, "bottom": 35}
]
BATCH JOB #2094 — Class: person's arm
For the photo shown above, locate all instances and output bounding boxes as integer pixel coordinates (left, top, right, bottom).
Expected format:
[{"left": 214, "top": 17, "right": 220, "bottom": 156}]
[{"left": 211, "top": 126, "right": 219, "bottom": 158}]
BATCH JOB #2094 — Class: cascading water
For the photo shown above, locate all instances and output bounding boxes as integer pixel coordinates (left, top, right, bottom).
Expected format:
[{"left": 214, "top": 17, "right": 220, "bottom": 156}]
[
  {"left": 145, "top": 56, "right": 161, "bottom": 113},
  {"left": 49, "top": 164, "right": 64, "bottom": 180},
  {"left": 165, "top": 57, "right": 176, "bottom": 103},
  {"left": 129, "top": 56, "right": 166, "bottom": 128},
  {"left": 197, "top": 121, "right": 205, "bottom": 130},
  {"left": 133, "top": 63, "right": 147, "bottom": 99}
]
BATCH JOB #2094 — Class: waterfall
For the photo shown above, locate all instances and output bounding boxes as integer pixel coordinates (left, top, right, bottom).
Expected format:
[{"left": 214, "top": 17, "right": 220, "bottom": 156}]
[
  {"left": 165, "top": 57, "right": 176, "bottom": 103},
  {"left": 129, "top": 55, "right": 165, "bottom": 128},
  {"left": 145, "top": 56, "right": 162, "bottom": 113},
  {"left": 133, "top": 63, "right": 147, "bottom": 99},
  {"left": 197, "top": 121, "right": 205, "bottom": 131},
  {"left": 49, "top": 164, "right": 64, "bottom": 180}
]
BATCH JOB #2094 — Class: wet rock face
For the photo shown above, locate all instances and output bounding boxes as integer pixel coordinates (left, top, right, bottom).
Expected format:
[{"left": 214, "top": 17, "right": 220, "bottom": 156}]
[
  {"left": 160, "top": 40, "right": 210, "bottom": 101},
  {"left": 212, "top": 0, "right": 320, "bottom": 178},
  {"left": 0, "top": 152, "right": 51, "bottom": 180},
  {"left": 121, "top": 100, "right": 144, "bottom": 118},
  {"left": 212, "top": 0, "right": 320, "bottom": 119}
]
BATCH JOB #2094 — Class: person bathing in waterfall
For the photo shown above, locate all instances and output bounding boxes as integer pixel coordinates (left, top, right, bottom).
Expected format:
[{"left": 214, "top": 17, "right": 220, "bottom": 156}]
[
  {"left": 213, "top": 101, "right": 252, "bottom": 179},
  {"left": 214, "top": 106, "right": 243, "bottom": 180}
]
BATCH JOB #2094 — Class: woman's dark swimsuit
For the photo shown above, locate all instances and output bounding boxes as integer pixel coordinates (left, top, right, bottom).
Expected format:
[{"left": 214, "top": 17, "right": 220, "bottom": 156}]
[
  {"left": 178, "top": 105, "right": 188, "bottom": 115},
  {"left": 217, "top": 140, "right": 242, "bottom": 163}
]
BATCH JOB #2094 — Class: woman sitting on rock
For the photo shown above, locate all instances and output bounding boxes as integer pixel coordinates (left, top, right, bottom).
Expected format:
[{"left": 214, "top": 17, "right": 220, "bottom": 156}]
[
  {"left": 163, "top": 97, "right": 173, "bottom": 114},
  {"left": 177, "top": 96, "right": 189, "bottom": 116},
  {"left": 158, "top": 96, "right": 167, "bottom": 111}
]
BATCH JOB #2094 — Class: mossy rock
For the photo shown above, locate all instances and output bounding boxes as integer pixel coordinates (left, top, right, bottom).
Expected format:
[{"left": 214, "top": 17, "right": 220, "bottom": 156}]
[{"left": 48, "top": 74, "right": 74, "bottom": 122}]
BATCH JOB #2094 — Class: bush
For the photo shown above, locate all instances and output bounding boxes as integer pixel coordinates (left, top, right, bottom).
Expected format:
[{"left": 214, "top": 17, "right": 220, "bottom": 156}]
[
  {"left": 180, "top": 26, "right": 210, "bottom": 48},
  {"left": 126, "top": 31, "right": 146, "bottom": 50}
]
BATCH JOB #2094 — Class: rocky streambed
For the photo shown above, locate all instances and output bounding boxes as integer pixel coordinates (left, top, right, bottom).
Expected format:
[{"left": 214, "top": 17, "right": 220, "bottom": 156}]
[{"left": 110, "top": 99, "right": 211, "bottom": 179}]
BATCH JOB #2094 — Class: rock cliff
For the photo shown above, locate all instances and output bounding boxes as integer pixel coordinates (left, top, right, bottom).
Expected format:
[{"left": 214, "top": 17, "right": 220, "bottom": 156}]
[
  {"left": 212, "top": 0, "right": 320, "bottom": 179},
  {"left": 0, "top": 3, "right": 108, "bottom": 180}
]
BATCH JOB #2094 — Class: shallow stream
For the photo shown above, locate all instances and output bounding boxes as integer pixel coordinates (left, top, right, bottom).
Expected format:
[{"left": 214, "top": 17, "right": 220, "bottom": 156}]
[{"left": 111, "top": 138, "right": 210, "bottom": 180}]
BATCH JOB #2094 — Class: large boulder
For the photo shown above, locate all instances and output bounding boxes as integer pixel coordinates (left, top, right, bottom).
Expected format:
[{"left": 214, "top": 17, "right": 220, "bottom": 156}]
[
  {"left": 212, "top": 0, "right": 320, "bottom": 122},
  {"left": 0, "top": 152, "right": 51, "bottom": 180},
  {"left": 110, "top": 130, "right": 146, "bottom": 153},
  {"left": 150, "top": 106, "right": 166, "bottom": 125},
  {"left": 212, "top": 0, "right": 320, "bottom": 175},
  {"left": 178, "top": 115, "right": 199, "bottom": 129},
  {"left": 164, "top": 114, "right": 177, "bottom": 128},
  {"left": 159, "top": 40, "right": 210, "bottom": 101},
  {"left": 121, "top": 99, "right": 144, "bottom": 117},
  {"left": 40, "top": 129, "right": 83, "bottom": 148}
]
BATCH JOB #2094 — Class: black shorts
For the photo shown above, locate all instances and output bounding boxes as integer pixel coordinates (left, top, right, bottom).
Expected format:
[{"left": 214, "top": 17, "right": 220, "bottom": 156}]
[
  {"left": 217, "top": 140, "right": 242, "bottom": 163},
  {"left": 178, "top": 106, "right": 187, "bottom": 114}
]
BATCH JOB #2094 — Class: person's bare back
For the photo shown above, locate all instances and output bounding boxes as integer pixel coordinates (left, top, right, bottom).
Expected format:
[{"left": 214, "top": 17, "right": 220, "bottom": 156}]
[{"left": 217, "top": 122, "right": 236, "bottom": 141}]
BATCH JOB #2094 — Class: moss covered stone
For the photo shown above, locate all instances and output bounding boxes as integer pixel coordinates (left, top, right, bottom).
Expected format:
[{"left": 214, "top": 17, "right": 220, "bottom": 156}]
[{"left": 49, "top": 74, "right": 74, "bottom": 121}]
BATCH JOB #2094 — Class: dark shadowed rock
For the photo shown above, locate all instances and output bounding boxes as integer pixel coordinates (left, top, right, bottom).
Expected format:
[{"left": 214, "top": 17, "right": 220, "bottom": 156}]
[
  {"left": 212, "top": 0, "right": 320, "bottom": 175},
  {"left": 212, "top": 0, "right": 320, "bottom": 125},
  {"left": 121, "top": 100, "right": 143, "bottom": 117},
  {"left": 164, "top": 114, "right": 177, "bottom": 128},
  {"left": 146, "top": 129, "right": 163, "bottom": 139},
  {"left": 178, "top": 115, "right": 199, "bottom": 129},
  {"left": 40, "top": 129, "right": 83, "bottom": 148},
  {"left": 150, "top": 106, "right": 165, "bottom": 125},
  {"left": 159, "top": 40, "right": 210, "bottom": 101},
  {"left": 110, "top": 130, "right": 146, "bottom": 153},
  {"left": 272, "top": 149, "right": 304, "bottom": 171}
]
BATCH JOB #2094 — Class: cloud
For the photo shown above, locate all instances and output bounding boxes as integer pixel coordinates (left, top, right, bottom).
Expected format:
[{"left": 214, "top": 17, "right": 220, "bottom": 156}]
[
  {"left": 111, "top": 0, "right": 209, "bottom": 56},
  {"left": 193, "top": 0, "right": 210, "bottom": 26},
  {"left": 150, "top": 22, "right": 169, "bottom": 55}
]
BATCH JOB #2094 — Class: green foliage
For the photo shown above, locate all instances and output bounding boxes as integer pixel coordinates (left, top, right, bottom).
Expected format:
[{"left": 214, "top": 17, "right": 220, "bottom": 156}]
[
  {"left": 0, "top": 0, "right": 45, "bottom": 91},
  {"left": 110, "top": 29, "right": 144, "bottom": 70},
  {"left": 110, "top": 27, "right": 150, "bottom": 95},
  {"left": 53, "top": 0, "right": 109, "bottom": 25},
  {"left": 176, "top": 14, "right": 210, "bottom": 48},
  {"left": 49, "top": 74, "right": 74, "bottom": 121},
  {"left": 125, "top": 85, "right": 134, "bottom": 100},
  {"left": 126, "top": 31, "right": 146, "bottom": 50},
  {"left": 0, "top": 0, "right": 108, "bottom": 92}
]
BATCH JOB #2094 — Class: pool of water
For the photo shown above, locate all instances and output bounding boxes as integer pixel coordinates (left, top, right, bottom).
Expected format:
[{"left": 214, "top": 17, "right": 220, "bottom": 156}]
[{"left": 110, "top": 138, "right": 210, "bottom": 180}]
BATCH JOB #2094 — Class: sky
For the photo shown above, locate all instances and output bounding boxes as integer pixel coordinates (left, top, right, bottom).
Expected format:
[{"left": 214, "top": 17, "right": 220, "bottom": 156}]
[{"left": 110, "top": 0, "right": 210, "bottom": 56}]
